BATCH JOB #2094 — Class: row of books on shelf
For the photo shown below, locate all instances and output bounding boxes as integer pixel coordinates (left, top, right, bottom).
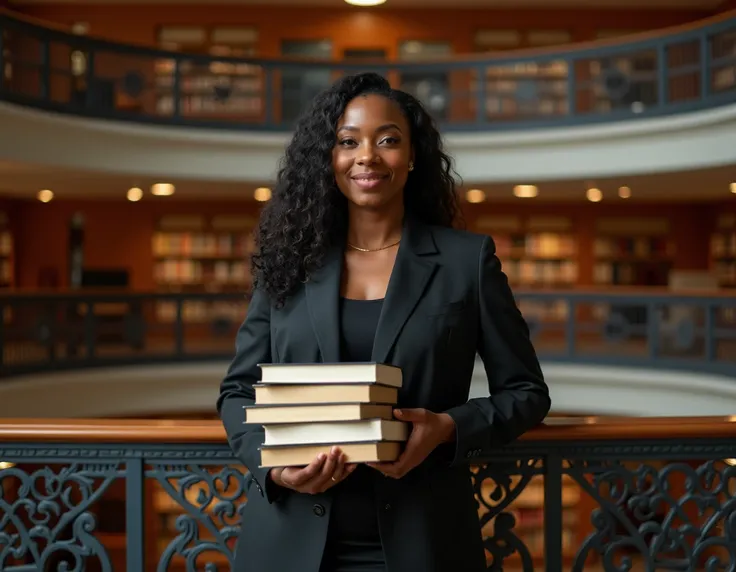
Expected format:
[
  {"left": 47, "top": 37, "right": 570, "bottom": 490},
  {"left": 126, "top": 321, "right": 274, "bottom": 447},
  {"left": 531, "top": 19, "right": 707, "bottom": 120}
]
[
  {"left": 502, "top": 259, "right": 578, "bottom": 285},
  {"left": 157, "top": 96, "right": 263, "bottom": 115},
  {"left": 517, "top": 299, "right": 570, "bottom": 321},
  {"left": 152, "top": 232, "right": 255, "bottom": 258},
  {"left": 154, "top": 260, "right": 251, "bottom": 285},
  {"left": 0, "top": 231, "right": 11, "bottom": 256},
  {"left": 0, "top": 260, "right": 11, "bottom": 286},
  {"left": 714, "top": 262, "right": 736, "bottom": 286},
  {"left": 155, "top": 300, "right": 247, "bottom": 323},
  {"left": 593, "top": 236, "right": 673, "bottom": 258},
  {"left": 592, "top": 260, "right": 670, "bottom": 285},
  {"left": 711, "top": 233, "right": 736, "bottom": 258},
  {"left": 245, "top": 363, "right": 407, "bottom": 468},
  {"left": 494, "top": 233, "right": 576, "bottom": 259},
  {"left": 155, "top": 76, "right": 262, "bottom": 92}
]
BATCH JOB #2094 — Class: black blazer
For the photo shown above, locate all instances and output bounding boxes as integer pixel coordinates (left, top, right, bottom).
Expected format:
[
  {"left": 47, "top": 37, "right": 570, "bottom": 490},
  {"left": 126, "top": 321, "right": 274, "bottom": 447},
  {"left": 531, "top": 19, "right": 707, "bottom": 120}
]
[{"left": 217, "top": 217, "right": 551, "bottom": 572}]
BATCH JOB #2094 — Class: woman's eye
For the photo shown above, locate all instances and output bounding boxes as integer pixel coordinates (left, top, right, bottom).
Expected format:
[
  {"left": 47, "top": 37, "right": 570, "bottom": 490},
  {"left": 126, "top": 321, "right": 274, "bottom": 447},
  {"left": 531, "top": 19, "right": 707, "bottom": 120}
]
[
  {"left": 381, "top": 137, "right": 400, "bottom": 145},
  {"left": 339, "top": 139, "right": 357, "bottom": 146}
]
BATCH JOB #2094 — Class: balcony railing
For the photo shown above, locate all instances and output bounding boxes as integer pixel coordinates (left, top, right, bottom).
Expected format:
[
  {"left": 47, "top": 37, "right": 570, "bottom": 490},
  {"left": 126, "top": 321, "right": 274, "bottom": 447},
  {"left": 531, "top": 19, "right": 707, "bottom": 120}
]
[
  {"left": 0, "top": 10, "right": 735, "bottom": 132},
  {"left": 1, "top": 288, "right": 735, "bottom": 379},
  {"left": 0, "top": 416, "right": 734, "bottom": 571}
]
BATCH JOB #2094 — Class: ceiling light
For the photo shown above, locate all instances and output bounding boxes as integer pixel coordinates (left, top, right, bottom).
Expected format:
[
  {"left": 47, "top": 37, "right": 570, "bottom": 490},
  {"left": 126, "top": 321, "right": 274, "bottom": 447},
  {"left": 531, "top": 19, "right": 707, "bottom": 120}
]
[
  {"left": 730, "top": 182, "right": 736, "bottom": 194},
  {"left": 37, "top": 189, "right": 54, "bottom": 203},
  {"left": 618, "top": 186, "right": 631, "bottom": 199},
  {"left": 344, "top": 0, "right": 387, "bottom": 5},
  {"left": 513, "top": 184, "right": 538, "bottom": 198},
  {"left": 151, "top": 183, "right": 175, "bottom": 196},
  {"left": 586, "top": 188, "right": 603, "bottom": 202},
  {"left": 127, "top": 187, "right": 143, "bottom": 202},
  {"left": 465, "top": 189, "right": 486, "bottom": 203},
  {"left": 254, "top": 187, "right": 272, "bottom": 202}
]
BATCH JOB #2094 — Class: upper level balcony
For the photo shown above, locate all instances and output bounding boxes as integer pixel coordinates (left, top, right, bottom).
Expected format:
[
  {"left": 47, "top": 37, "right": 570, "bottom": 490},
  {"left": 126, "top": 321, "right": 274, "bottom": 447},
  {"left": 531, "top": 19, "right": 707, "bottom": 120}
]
[{"left": 1, "top": 8, "right": 736, "bottom": 183}]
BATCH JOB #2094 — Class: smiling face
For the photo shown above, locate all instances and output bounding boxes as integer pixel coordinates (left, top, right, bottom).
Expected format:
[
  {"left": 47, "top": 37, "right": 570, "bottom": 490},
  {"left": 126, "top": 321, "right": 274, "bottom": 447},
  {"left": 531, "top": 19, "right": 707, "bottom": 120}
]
[{"left": 332, "top": 94, "right": 414, "bottom": 211}]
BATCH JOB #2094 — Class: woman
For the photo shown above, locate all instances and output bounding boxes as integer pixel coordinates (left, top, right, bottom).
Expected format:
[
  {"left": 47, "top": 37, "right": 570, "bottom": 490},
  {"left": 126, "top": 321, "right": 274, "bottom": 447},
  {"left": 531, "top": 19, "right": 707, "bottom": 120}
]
[{"left": 217, "top": 72, "right": 550, "bottom": 572}]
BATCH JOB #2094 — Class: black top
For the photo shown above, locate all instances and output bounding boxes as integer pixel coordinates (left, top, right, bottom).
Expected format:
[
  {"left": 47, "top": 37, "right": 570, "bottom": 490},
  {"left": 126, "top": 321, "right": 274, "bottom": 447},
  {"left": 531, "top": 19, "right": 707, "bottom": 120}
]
[
  {"left": 320, "top": 297, "right": 386, "bottom": 571},
  {"left": 338, "top": 297, "right": 383, "bottom": 362}
]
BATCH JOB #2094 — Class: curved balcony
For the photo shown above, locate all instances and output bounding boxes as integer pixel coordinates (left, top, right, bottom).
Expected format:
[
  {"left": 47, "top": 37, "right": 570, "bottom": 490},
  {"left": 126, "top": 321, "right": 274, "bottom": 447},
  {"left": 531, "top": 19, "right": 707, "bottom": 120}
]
[
  {"left": 2, "top": 288, "right": 735, "bottom": 381},
  {"left": 0, "top": 416, "right": 734, "bottom": 570},
  {"left": 0, "top": 9, "right": 735, "bottom": 133}
]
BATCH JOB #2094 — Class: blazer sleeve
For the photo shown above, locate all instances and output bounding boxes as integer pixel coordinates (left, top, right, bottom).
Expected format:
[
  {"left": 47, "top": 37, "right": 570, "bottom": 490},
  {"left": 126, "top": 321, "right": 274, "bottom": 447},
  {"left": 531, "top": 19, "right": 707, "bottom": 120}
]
[
  {"left": 444, "top": 235, "right": 551, "bottom": 465},
  {"left": 216, "top": 287, "right": 283, "bottom": 503}
]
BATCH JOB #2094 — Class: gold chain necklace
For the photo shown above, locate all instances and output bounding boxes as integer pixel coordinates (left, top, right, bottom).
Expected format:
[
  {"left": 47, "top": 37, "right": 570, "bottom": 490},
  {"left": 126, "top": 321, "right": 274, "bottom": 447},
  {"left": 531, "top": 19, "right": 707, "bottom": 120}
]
[{"left": 347, "top": 238, "right": 402, "bottom": 252}]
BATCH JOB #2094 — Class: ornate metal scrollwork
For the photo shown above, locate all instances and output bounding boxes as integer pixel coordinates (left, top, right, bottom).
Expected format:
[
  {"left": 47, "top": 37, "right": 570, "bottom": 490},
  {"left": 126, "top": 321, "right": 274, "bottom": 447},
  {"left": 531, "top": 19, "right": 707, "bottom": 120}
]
[
  {"left": 148, "top": 463, "right": 247, "bottom": 571},
  {"left": 0, "top": 463, "right": 119, "bottom": 571},
  {"left": 472, "top": 458, "right": 542, "bottom": 571},
  {"left": 566, "top": 459, "right": 736, "bottom": 571}
]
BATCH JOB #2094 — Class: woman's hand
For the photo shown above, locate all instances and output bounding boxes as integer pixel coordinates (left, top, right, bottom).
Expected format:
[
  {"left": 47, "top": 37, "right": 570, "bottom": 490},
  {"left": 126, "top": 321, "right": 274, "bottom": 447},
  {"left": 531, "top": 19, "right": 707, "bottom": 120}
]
[
  {"left": 269, "top": 446, "right": 357, "bottom": 494},
  {"left": 368, "top": 408, "right": 456, "bottom": 479}
]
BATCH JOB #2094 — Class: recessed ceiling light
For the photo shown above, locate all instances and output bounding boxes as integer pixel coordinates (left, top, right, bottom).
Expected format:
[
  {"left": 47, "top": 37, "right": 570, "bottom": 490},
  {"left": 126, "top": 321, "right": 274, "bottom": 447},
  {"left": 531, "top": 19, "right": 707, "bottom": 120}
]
[
  {"left": 254, "top": 187, "right": 272, "bottom": 202},
  {"left": 37, "top": 189, "right": 54, "bottom": 203},
  {"left": 127, "top": 187, "right": 143, "bottom": 202},
  {"left": 344, "top": 0, "right": 387, "bottom": 5},
  {"left": 730, "top": 182, "right": 736, "bottom": 194},
  {"left": 618, "top": 186, "right": 631, "bottom": 199},
  {"left": 586, "top": 188, "right": 603, "bottom": 202},
  {"left": 513, "top": 184, "right": 538, "bottom": 198},
  {"left": 465, "top": 189, "right": 486, "bottom": 203},
  {"left": 151, "top": 183, "right": 175, "bottom": 196}
]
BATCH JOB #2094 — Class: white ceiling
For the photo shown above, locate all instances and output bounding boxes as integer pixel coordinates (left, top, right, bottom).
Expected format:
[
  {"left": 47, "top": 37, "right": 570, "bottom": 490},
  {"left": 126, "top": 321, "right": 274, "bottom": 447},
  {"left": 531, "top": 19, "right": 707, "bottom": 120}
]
[
  {"left": 0, "top": 161, "right": 734, "bottom": 202},
  {"left": 8, "top": 0, "right": 725, "bottom": 8}
]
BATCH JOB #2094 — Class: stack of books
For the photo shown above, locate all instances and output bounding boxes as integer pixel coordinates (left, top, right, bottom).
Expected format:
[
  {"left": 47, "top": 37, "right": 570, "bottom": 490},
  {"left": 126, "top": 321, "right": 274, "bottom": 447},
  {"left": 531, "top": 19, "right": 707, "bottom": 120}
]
[{"left": 244, "top": 362, "right": 409, "bottom": 468}]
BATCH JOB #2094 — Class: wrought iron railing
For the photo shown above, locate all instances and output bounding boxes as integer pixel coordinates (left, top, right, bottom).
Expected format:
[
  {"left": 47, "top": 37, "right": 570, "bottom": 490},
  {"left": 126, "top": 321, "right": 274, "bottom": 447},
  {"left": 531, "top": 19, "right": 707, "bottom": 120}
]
[
  {"left": 0, "top": 417, "right": 734, "bottom": 571},
  {"left": 0, "top": 9, "right": 735, "bottom": 131},
  {"left": 1, "top": 289, "right": 735, "bottom": 378}
]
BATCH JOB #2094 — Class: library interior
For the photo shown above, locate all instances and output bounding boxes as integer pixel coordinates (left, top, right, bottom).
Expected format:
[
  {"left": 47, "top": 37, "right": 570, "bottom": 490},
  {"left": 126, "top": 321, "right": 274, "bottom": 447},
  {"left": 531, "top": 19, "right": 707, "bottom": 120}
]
[{"left": 1, "top": 0, "right": 736, "bottom": 569}]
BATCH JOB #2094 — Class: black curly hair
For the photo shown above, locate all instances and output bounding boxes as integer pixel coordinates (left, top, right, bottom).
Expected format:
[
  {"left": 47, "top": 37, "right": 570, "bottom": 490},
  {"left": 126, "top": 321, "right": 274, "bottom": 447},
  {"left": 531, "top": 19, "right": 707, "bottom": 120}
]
[{"left": 251, "top": 72, "right": 461, "bottom": 307}]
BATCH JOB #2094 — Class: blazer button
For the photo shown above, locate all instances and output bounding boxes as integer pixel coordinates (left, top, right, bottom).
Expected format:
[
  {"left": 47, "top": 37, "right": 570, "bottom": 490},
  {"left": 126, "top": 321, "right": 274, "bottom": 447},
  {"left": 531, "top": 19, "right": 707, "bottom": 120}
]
[{"left": 312, "top": 504, "right": 326, "bottom": 517}]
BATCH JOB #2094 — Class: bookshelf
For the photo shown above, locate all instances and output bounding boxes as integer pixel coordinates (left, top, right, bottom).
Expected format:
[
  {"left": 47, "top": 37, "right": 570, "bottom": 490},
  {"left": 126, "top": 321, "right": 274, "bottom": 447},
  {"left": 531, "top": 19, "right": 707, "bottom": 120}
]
[
  {"left": 711, "top": 213, "right": 736, "bottom": 288},
  {"left": 593, "top": 217, "right": 675, "bottom": 286},
  {"left": 154, "top": 26, "right": 262, "bottom": 119},
  {"left": 152, "top": 213, "right": 257, "bottom": 323},
  {"left": 475, "top": 214, "right": 578, "bottom": 288},
  {"left": 0, "top": 211, "right": 13, "bottom": 289},
  {"left": 474, "top": 214, "right": 577, "bottom": 324},
  {"left": 473, "top": 30, "right": 571, "bottom": 119},
  {"left": 483, "top": 61, "right": 569, "bottom": 119}
]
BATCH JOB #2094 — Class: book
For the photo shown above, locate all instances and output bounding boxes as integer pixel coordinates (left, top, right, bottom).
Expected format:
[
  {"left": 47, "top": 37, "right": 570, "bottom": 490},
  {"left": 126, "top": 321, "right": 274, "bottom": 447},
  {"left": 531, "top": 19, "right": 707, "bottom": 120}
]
[
  {"left": 254, "top": 383, "right": 398, "bottom": 405},
  {"left": 263, "top": 419, "right": 409, "bottom": 447},
  {"left": 248, "top": 362, "right": 406, "bottom": 468},
  {"left": 244, "top": 403, "right": 394, "bottom": 424},
  {"left": 259, "top": 441, "right": 401, "bottom": 468},
  {"left": 258, "top": 362, "right": 402, "bottom": 388}
]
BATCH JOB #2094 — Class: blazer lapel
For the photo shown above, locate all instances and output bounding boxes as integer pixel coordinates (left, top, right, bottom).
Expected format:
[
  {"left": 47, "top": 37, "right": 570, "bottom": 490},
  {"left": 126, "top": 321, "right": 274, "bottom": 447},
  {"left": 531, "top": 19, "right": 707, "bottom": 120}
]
[
  {"left": 305, "top": 244, "right": 342, "bottom": 363},
  {"left": 372, "top": 218, "right": 438, "bottom": 364}
]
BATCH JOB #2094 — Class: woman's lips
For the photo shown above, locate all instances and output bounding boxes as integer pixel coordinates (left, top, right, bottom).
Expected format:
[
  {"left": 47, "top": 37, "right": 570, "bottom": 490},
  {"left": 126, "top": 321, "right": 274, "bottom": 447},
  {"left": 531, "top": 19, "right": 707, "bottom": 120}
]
[{"left": 351, "top": 173, "right": 388, "bottom": 189}]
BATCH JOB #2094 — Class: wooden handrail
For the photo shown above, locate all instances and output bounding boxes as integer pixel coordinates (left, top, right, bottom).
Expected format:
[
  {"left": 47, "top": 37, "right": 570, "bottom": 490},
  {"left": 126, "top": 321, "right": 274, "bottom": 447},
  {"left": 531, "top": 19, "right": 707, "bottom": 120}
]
[{"left": 0, "top": 416, "right": 734, "bottom": 444}]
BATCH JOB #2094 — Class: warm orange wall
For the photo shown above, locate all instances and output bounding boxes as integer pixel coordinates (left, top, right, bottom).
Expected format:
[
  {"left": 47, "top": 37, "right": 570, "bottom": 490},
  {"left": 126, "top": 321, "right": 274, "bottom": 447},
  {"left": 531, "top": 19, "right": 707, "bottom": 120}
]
[
  {"left": 8, "top": 197, "right": 729, "bottom": 290},
  {"left": 12, "top": 199, "right": 264, "bottom": 290},
  {"left": 11, "top": 4, "right": 714, "bottom": 56}
]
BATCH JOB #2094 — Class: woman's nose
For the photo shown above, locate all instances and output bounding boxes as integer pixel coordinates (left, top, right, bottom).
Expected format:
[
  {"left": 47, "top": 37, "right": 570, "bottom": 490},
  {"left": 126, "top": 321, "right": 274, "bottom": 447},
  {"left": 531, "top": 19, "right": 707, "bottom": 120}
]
[{"left": 356, "top": 144, "right": 379, "bottom": 165}]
